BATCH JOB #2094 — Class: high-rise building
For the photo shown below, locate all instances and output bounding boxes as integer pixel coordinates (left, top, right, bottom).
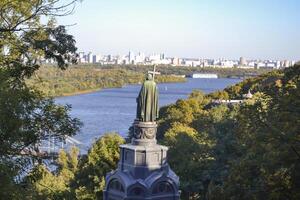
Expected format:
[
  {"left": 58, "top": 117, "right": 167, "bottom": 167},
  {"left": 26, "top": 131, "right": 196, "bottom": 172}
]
[
  {"left": 107, "top": 54, "right": 112, "bottom": 62},
  {"left": 172, "top": 57, "right": 180, "bottom": 66},
  {"left": 87, "top": 52, "right": 93, "bottom": 63},
  {"left": 284, "top": 60, "right": 290, "bottom": 68},
  {"left": 135, "top": 52, "right": 146, "bottom": 64},
  {"left": 239, "top": 57, "right": 246, "bottom": 66},
  {"left": 78, "top": 52, "right": 85, "bottom": 59},
  {"left": 291, "top": 60, "right": 296, "bottom": 66},
  {"left": 128, "top": 51, "right": 135, "bottom": 64},
  {"left": 78, "top": 52, "right": 86, "bottom": 63},
  {"left": 276, "top": 61, "right": 281, "bottom": 69},
  {"left": 93, "top": 54, "right": 102, "bottom": 63}
]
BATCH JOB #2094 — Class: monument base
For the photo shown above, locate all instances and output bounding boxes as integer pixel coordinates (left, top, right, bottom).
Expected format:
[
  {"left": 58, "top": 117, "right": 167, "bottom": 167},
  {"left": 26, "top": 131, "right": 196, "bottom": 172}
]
[{"left": 103, "top": 121, "right": 180, "bottom": 200}]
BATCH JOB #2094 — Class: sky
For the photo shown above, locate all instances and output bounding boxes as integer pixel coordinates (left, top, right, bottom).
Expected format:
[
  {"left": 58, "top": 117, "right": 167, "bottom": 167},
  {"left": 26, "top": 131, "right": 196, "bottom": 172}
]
[{"left": 58, "top": 0, "right": 300, "bottom": 60}]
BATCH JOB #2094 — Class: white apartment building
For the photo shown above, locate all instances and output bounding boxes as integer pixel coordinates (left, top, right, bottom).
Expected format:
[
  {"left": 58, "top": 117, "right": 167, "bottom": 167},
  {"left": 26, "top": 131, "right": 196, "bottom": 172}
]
[
  {"left": 128, "top": 51, "right": 135, "bottom": 64},
  {"left": 87, "top": 52, "right": 93, "bottom": 63},
  {"left": 93, "top": 54, "right": 102, "bottom": 63},
  {"left": 184, "top": 59, "right": 201, "bottom": 67},
  {"left": 149, "top": 53, "right": 161, "bottom": 62},
  {"left": 220, "top": 60, "right": 237, "bottom": 67},
  {"left": 256, "top": 62, "right": 266, "bottom": 68},
  {"left": 151, "top": 58, "right": 172, "bottom": 65},
  {"left": 135, "top": 52, "right": 146, "bottom": 64}
]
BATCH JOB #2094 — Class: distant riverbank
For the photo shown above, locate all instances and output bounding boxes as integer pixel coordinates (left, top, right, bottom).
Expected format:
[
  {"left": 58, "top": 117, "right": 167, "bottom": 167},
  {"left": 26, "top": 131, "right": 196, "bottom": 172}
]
[
  {"left": 27, "top": 66, "right": 185, "bottom": 97},
  {"left": 27, "top": 64, "right": 271, "bottom": 97},
  {"left": 76, "top": 64, "right": 273, "bottom": 78}
]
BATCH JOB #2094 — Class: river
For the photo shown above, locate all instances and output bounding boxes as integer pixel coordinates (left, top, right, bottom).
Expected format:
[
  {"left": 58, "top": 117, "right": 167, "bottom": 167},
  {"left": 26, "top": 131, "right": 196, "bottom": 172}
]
[{"left": 55, "top": 78, "right": 241, "bottom": 150}]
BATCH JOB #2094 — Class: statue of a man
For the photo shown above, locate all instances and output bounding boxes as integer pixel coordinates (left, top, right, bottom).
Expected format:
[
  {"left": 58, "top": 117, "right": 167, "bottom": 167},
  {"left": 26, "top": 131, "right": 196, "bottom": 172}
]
[{"left": 136, "top": 73, "right": 159, "bottom": 122}]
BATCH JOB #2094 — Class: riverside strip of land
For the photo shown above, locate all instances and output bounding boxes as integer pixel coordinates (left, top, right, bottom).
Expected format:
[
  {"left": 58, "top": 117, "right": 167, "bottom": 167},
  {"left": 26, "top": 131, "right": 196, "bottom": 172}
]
[
  {"left": 26, "top": 65, "right": 185, "bottom": 97},
  {"left": 27, "top": 64, "right": 271, "bottom": 97}
]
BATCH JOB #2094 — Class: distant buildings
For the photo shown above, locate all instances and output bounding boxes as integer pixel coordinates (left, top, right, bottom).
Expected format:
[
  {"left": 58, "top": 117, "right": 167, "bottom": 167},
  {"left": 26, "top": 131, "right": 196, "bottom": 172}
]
[
  {"left": 239, "top": 57, "right": 246, "bottom": 66},
  {"left": 236, "top": 57, "right": 295, "bottom": 69},
  {"left": 72, "top": 51, "right": 296, "bottom": 70},
  {"left": 87, "top": 52, "right": 93, "bottom": 63},
  {"left": 93, "top": 54, "right": 102, "bottom": 63},
  {"left": 172, "top": 57, "right": 180, "bottom": 66}
]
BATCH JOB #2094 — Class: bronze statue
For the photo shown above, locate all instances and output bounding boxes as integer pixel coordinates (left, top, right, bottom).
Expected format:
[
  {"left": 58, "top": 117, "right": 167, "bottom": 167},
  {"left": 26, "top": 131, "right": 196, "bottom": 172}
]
[{"left": 136, "top": 66, "right": 160, "bottom": 122}]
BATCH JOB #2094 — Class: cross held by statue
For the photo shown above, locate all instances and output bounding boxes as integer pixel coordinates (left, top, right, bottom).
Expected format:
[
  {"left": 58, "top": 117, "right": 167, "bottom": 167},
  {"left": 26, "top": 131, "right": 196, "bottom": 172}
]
[{"left": 148, "top": 65, "right": 161, "bottom": 80}]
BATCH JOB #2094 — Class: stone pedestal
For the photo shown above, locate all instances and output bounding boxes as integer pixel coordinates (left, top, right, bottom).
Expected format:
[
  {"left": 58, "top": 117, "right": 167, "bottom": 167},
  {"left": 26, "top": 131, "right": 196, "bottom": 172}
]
[{"left": 103, "top": 121, "right": 180, "bottom": 200}]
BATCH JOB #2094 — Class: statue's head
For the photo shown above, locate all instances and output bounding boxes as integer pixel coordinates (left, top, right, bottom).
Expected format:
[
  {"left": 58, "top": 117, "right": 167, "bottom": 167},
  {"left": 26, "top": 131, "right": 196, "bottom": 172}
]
[{"left": 146, "top": 73, "right": 153, "bottom": 81}]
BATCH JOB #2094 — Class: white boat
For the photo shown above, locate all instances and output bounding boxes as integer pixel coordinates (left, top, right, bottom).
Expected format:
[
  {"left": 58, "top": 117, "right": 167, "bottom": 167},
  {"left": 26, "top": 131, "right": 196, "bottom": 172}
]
[{"left": 190, "top": 73, "right": 218, "bottom": 79}]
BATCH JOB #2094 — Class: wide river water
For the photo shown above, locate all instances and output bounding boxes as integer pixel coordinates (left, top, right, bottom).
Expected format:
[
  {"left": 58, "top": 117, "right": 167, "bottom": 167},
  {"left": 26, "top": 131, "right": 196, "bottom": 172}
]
[{"left": 56, "top": 78, "right": 241, "bottom": 150}]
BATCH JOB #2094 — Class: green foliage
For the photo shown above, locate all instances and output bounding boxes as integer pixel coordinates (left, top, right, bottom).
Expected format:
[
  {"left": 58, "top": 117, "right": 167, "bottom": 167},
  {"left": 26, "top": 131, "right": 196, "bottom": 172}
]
[
  {"left": 72, "top": 133, "right": 125, "bottom": 200},
  {"left": 224, "top": 69, "right": 284, "bottom": 99},
  {"left": 1, "top": 1, "right": 297, "bottom": 197},
  {"left": 0, "top": 161, "right": 26, "bottom": 199},
  {"left": 26, "top": 146, "right": 79, "bottom": 200},
  {"left": 215, "top": 65, "right": 300, "bottom": 200},
  {"left": 0, "top": 0, "right": 81, "bottom": 198},
  {"left": 29, "top": 165, "right": 71, "bottom": 200},
  {"left": 23, "top": 133, "right": 124, "bottom": 200},
  {"left": 5, "top": 64, "right": 298, "bottom": 199},
  {"left": 208, "top": 90, "right": 229, "bottom": 100},
  {"left": 0, "top": 69, "right": 81, "bottom": 199},
  {"left": 158, "top": 90, "right": 209, "bottom": 139},
  {"left": 158, "top": 64, "right": 300, "bottom": 199},
  {"left": 164, "top": 123, "right": 214, "bottom": 199}
]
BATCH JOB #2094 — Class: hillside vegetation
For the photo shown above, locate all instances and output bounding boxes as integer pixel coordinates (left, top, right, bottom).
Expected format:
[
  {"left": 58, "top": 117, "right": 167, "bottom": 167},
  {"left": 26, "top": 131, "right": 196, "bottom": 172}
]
[
  {"left": 11, "top": 64, "right": 299, "bottom": 200},
  {"left": 157, "top": 64, "right": 300, "bottom": 199}
]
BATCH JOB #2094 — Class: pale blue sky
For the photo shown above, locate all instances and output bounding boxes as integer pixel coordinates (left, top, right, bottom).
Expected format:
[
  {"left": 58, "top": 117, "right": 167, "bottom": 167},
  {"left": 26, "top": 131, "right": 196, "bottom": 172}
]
[{"left": 59, "top": 0, "right": 300, "bottom": 60}]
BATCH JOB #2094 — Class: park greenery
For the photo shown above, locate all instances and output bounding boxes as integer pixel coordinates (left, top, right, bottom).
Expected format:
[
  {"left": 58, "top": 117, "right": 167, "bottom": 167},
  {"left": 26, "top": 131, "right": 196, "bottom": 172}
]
[{"left": 27, "top": 65, "right": 185, "bottom": 97}]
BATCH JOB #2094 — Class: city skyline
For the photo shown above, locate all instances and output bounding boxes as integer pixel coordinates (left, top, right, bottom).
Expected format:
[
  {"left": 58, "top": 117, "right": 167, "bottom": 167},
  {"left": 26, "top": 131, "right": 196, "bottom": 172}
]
[
  {"left": 59, "top": 0, "right": 300, "bottom": 60},
  {"left": 74, "top": 50, "right": 295, "bottom": 69},
  {"left": 78, "top": 49, "right": 298, "bottom": 61}
]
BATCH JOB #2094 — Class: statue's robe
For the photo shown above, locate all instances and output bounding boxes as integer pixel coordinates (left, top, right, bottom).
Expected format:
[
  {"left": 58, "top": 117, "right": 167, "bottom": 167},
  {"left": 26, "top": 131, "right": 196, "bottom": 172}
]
[{"left": 136, "top": 80, "right": 159, "bottom": 122}]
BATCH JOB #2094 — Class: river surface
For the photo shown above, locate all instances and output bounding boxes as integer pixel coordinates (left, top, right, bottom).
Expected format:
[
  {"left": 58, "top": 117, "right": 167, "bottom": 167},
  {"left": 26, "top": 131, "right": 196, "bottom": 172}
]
[{"left": 56, "top": 78, "right": 241, "bottom": 150}]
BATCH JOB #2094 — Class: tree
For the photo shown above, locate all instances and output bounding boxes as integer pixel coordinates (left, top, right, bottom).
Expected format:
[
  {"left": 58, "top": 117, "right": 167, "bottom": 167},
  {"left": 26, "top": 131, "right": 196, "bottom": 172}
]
[
  {"left": 163, "top": 122, "right": 215, "bottom": 199},
  {"left": 0, "top": 0, "right": 81, "bottom": 198},
  {"left": 209, "top": 90, "right": 229, "bottom": 100},
  {"left": 158, "top": 64, "right": 300, "bottom": 200},
  {"left": 25, "top": 146, "right": 80, "bottom": 200},
  {"left": 72, "top": 133, "right": 125, "bottom": 200},
  {"left": 157, "top": 90, "right": 208, "bottom": 140},
  {"left": 218, "top": 66, "right": 300, "bottom": 200}
]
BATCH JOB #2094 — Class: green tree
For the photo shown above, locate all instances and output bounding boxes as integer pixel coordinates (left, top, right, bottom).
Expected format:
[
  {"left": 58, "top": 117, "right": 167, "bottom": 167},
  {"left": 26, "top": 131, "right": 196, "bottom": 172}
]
[
  {"left": 72, "top": 133, "right": 125, "bottom": 200},
  {"left": 157, "top": 90, "right": 208, "bottom": 140},
  {"left": 26, "top": 146, "right": 80, "bottom": 200},
  {"left": 158, "top": 64, "right": 300, "bottom": 200},
  {"left": 0, "top": 0, "right": 81, "bottom": 198},
  {"left": 163, "top": 122, "right": 215, "bottom": 199},
  {"left": 209, "top": 90, "right": 229, "bottom": 100},
  {"left": 217, "top": 65, "right": 300, "bottom": 200}
]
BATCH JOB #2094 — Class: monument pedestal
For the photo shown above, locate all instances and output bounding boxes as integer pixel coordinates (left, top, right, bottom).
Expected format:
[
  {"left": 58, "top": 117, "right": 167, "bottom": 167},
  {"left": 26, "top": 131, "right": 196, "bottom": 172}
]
[{"left": 103, "top": 121, "right": 180, "bottom": 200}]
